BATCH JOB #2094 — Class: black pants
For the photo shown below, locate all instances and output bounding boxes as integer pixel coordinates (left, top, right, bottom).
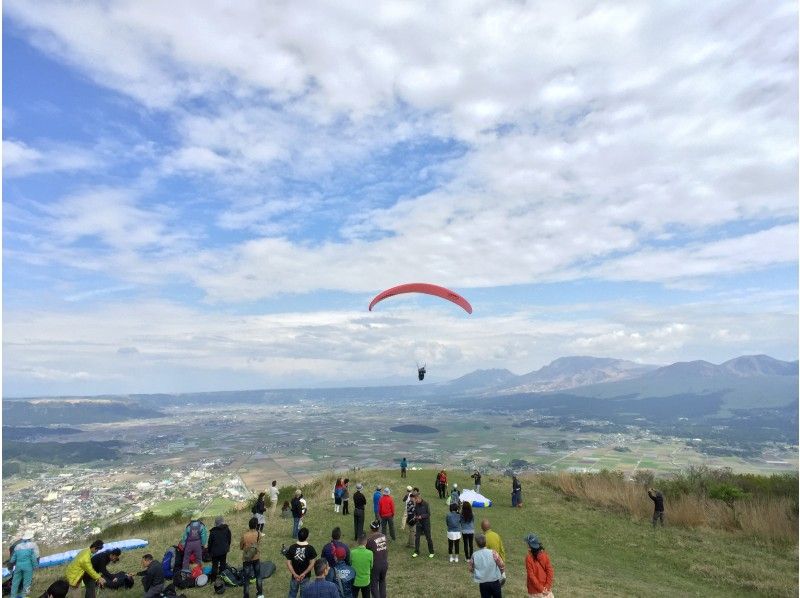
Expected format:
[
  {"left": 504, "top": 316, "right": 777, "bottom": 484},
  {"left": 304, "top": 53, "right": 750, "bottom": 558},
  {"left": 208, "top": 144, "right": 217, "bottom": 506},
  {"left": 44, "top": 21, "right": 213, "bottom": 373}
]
[
  {"left": 479, "top": 580, "right": 502, "bottom": 598},
  {"left": 241, "top": 560, "right": 262, "bottom": 598},
  {"left": 354, "top": 508, "right": 365, "bottom": 540},
  {"left": 210, "top": 554, "right": 228, "bottom": 580},
  {"left": 448, "top": 538, "right": 460, "bottom": 555},
  {"left": 463, "top": 533, "right": 474, "bottom": 559},
  {"left": 415, "top": 521, "right": 434, "bottom": 554},
  {"left": 343, "top": 500, "right": 349, "bottom": 515},
  {"left": 83, "top": 578, "right": 96, "bottom": 598},
  {"left": 401, "top": 468, "right": 407, "bottom": 478},
  {"left": 353, "top": 586, "right": 371, "bottom": 598},
  {"left": 370, "top": 563, "right": 387, "bottom": 598}
]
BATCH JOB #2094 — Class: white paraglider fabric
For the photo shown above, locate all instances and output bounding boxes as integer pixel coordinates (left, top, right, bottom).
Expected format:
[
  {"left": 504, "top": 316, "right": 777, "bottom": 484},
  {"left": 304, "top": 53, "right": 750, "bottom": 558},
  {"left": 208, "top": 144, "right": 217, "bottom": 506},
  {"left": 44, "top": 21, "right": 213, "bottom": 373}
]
[{"left": 459, "top": 489, "right": 492, "bottom": 507}]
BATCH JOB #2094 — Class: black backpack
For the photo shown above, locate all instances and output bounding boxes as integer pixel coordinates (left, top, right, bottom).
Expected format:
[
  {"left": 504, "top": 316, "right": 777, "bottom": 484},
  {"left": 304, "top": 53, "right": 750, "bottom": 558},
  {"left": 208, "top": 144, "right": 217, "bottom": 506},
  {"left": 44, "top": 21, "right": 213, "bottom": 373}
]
[
  {"left": 213, "top": 578, "right": 226, "bottom": 595},
  {"left": 219, "top": 566, "right": 243, "bottom": 587}
]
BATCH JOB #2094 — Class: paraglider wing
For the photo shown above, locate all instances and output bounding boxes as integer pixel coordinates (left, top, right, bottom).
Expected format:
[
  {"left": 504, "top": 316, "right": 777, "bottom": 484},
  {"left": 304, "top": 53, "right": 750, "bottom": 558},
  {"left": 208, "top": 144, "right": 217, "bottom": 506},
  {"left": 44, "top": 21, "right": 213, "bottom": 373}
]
[{"left": 368, "top": 283, "right": 473, "bottom": 314}]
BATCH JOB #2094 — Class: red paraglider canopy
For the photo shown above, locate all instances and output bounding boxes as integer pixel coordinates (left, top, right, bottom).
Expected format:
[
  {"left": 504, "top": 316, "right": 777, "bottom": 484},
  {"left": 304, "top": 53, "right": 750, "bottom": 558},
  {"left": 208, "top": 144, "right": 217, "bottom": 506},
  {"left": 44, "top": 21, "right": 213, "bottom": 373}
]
[{"left": 368, "top": 283, "right": 473, "bottom": 314}]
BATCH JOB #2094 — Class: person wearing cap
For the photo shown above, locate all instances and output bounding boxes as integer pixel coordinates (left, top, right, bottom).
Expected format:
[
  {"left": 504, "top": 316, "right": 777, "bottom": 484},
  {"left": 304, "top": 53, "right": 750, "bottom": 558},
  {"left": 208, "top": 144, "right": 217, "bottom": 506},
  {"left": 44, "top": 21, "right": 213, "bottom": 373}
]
[
  {"left": 524, "top": 534, "right": 553, "bottom": 598},
  {"left": 378, "top": 487, "right": 396, "bottom": 541},
  {"left": 403, "top": 487, "right": 418, "bottom": 548},
  {"left": 480, "top": 520, "right": 506, "bottom": 563},
  {"left": 366, "top": 521, "right": 388, "bottom": 598},
  {"left": 372, "top": 487, "right": 382, "bottom": 521},
  {"left": 450, "top": 483, "right": 462, "bottom": 507},
  {"left": 400, "top": 485, "right": 413, "bottom": 530},
  {"left": 9, "top": 530, "right": 38, "bottom": 598},
  {"left": 411, "top": 492, "right": 435, "bottom": 559},
  {"left": 65, "top": 540, "right": 106, "bottom": 598},
  {"left": 208, "top": 515, "right": 232, "bottom": 582},
  {"left": 352, "top": 483, "right": 367, "bottom": 541},
  {"left": 468, "top": 533, "right": 505, "bottom": 598}
]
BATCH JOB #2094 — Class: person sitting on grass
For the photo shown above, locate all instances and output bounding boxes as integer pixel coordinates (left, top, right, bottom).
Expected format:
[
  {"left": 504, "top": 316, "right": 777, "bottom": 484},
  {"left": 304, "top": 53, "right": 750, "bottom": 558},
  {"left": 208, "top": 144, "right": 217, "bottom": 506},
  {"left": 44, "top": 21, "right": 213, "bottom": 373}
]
[{"left": 138, "top": 554, "right": 164, "bottom": 598}]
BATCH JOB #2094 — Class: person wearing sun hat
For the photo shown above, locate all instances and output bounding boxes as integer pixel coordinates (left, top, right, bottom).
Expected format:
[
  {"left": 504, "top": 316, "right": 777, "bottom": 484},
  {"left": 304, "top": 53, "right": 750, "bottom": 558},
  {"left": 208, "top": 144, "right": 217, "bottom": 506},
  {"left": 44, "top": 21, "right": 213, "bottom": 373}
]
[
  {"left": 524, "top": 533, "right": 553, "bottom": 598},
  {"left": 9, "top": 530, "right": 39, "bottom": 598}
]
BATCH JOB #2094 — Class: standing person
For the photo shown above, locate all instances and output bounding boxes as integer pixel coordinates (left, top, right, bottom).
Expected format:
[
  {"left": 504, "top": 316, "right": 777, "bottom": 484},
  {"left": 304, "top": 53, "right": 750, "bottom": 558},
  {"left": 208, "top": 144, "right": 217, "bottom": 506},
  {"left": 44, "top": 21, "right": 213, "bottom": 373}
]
[
  {"left": 468, "top": 534, "right": 505, "bottom": 598},
  {"left": 333, "top": 478, "right": 344, "bottom": 513},
  {"left": 299, "top": 493, "right": 308, "bottom": 528},
  {"left": 648, "top": 488, "right": 665, "bottom": 527},
  {"left": 349, "top": 534, "right": 372, "bottom": 598},
  {"left": 400, "top": 458, "right": 408, "bottom": 478},
  {"left": 524, "top": 534, "right": 554, "bottom": 598},
  {"left": 411, "top": 492, "right": 435, "bottom": 559},
  {"left": 321, "top": 527, "right": 350, "bottom": 568},
  {"left": 9, "top": 531, "right": 38, "bottom": 598},
  {"left": 208, "top": 516, "right": 232, "bottom": 582},
  {"left": 290, "top": 489, "right": 303, "bottom": 539},
  {"left": 378, "top": 488, "right": 396, "bottom": 541},
  {"left": 471, "top": 470, "right": 482, "bottom": 493},
  {"left": 403, "top": 487, "right": 417, "bottom": 548},
  {"left": 445, "top": 503, "right": 462, "bottom": 563},
  {"left": 450, "top": 483, "right": 461, "bottom": 507},
  {"left": 372, "top": 487, "right": 382, "bottom": 521},
  {"left": 511, "top": 476, "right": 523, "bottom": 508},
  {"left": 240, "top": 517, "right": 263, "bottom": 598},
  {"left": 480, "top": 520, "right": 506, "bottom": 563},
  {"left": 300, "top": 560, "right": 339, "bottom": 598},
  {"left": 365, "top": 522, "right": 388, "bottom": 598},
  {"left": 461, "top": 502, "right": 475, "bottom": 560},
  {"left": 439, "top": 471, "right": 449, "bottom": 499},
  {"left": 138, "top": 554, "right": 164, "bottom": 598},
  {"left": 285, "top": 527, "right": 317, "bottom": 598},
  {"left": 88, "top": 548, "right": 121, "bottom": 598},
  {"left": 342, "top": 478, "right": 351, "bottom": 516},
  {"left": 65, "top": 540, "right": 105, "bottom": 598},
  {"left": 352, "top": 483, "right": 367, "bottom": 541},
  {"left": 269, "top": 481, "right": 280, "bottom": 518},
  {"left": 180, "top": 519, "right": 208, "bottom": 568},
  {"left": 253, "top": 492, "right": 267, "bottom": 533}
]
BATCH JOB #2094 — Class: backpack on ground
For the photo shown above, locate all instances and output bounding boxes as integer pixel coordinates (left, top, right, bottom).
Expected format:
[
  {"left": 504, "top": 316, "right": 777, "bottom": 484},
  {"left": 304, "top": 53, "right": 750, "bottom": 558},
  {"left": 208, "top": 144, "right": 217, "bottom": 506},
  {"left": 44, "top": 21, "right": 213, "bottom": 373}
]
[
  {"left": 173, "top": 569, "right": 194, "bottom": 589},
  {"left": 259, "top": 561, "right": 276, "bottom": 580},
  {"left": 219, "top": 566, "right": 243, "bottom": 587},
  {"left": 213, "top": 578, "right": 226, "bottom": 595},
  {"left": 162, "top": 547, "right": 178, "bottom": 580}
]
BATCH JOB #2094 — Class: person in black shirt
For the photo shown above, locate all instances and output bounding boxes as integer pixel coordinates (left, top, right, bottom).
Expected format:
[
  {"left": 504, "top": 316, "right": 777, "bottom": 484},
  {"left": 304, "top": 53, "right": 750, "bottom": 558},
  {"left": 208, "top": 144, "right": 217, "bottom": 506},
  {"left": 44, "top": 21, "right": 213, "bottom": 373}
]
[
  {"left": 285, "top": 528, "right": 317, "bottom": 598},
  {"left": 139, "top": 554, "right": 164, "bottom": 598},
  {"left": 411, "top": 492, "right": 434, "bottom": 558},
  {"left": 38, "top": 580, "right": 69, "bottom": 598},
  {"left": 471, "top": 470, "right": 482, "bottom": 492},
  {"left": 87, "top": 548, "right": 121, "bottom": 598},
  {"left": 290, "top": 490, "right": 304, "bottom": 539},
  {"left": 648, "top": 488, "right": 665, "bottom": 527},
  {"left": 208, "top": 516, "right": 232, "bottom": 581},
  {"left": 352, "top": 483, "right": 367, "bottom": 541}
]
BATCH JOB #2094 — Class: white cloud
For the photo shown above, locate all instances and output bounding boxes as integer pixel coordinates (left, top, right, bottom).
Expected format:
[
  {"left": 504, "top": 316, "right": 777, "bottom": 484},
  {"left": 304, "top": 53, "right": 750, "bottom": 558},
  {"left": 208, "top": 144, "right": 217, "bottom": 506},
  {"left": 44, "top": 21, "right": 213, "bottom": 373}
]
[{"left": 3, "top": 139, "right": 100, "bottom": 177}]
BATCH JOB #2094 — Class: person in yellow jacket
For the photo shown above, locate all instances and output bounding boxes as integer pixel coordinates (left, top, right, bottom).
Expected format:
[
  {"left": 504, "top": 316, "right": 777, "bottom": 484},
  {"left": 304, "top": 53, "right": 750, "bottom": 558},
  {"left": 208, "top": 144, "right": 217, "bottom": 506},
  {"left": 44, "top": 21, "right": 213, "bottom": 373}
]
[{"left": 65, "top": 540, "right": 106, "bottom": 598}]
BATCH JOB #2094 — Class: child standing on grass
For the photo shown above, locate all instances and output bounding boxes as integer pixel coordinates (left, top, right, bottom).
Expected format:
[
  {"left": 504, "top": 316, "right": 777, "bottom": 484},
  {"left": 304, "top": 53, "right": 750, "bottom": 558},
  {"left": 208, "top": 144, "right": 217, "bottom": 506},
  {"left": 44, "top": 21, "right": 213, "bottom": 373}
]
[
  {"left": 524, "top": 533, "right": 553, "bottom": 598},
  {"left": 446, "top": 503, "right": 463, "bottom": 563}
]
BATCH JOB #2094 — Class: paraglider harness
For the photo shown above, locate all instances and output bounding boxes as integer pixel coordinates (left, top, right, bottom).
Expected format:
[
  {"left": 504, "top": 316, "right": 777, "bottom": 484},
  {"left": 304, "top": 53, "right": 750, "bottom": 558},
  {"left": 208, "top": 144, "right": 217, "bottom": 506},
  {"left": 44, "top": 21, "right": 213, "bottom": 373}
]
[{"left": 417, "top": 363, "right": 426, "bottom": 381}]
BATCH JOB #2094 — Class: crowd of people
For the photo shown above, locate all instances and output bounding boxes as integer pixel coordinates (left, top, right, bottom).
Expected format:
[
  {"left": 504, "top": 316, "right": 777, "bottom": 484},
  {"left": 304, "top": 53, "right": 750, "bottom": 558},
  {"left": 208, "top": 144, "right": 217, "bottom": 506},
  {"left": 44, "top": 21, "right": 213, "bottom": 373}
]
[{"left": 4, "top": 466, "right": 670, "bottom": 598}]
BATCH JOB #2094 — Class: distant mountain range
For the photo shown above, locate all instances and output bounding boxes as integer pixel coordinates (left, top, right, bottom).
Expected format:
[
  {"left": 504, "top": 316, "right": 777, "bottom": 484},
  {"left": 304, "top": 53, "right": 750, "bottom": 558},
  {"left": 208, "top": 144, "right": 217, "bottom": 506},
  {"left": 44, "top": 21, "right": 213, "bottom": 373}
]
[{"left": 441, "top": 354, "right": 798, "bottom": 411}]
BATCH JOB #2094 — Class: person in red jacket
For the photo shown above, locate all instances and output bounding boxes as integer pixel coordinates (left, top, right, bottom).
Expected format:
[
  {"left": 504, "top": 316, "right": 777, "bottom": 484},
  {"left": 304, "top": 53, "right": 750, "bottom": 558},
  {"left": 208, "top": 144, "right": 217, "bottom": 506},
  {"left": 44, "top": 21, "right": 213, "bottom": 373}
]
[
  {"left": 377, "top": 488, "right": 396, "bottom": 541},
  {"left": 524, "top": 533, "right": 553, "bottom": 598}
]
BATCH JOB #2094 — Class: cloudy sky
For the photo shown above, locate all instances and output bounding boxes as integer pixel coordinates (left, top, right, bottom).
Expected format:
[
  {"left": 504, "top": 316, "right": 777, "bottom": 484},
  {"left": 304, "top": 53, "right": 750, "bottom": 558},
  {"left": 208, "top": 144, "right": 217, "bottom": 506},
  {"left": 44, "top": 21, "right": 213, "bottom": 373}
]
[{"left": 3, "top": 1, "right": 797, "bottom": 396}]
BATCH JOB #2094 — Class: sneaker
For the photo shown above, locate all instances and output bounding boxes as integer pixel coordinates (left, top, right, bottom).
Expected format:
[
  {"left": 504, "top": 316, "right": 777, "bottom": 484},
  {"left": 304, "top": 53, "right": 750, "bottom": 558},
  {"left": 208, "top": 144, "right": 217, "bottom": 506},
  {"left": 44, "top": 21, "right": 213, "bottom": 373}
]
[
  {"left": 257, "top": 595, "right": 264, "bottom": 598},
  {"left": 411, "top": 553, "right": 418, "bottom": 558},
  {"left": 454, "top": 556, "right": 459, "bottom": 562},
  {"left": 448, "top": 555, "right": 453, "bottom": 563},
  {"left": 428, "top": 553, "right": 435, "bottom": 559}
]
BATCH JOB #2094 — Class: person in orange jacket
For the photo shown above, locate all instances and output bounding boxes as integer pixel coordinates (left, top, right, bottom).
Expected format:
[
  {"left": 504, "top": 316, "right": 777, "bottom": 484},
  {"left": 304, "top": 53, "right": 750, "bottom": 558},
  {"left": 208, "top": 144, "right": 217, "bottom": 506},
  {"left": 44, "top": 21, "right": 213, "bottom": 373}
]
[{"left": 524, "top": 533, "right": 553, "bottom": 598}]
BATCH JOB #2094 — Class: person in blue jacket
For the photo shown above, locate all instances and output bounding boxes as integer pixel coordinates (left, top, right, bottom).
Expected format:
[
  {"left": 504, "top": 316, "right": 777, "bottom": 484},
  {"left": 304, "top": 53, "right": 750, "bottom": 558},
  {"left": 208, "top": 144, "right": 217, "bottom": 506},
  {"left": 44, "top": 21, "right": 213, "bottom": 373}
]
[
  {"left": 372, "top": 487, "right": 382, "bottom": 521},
  {"left": 9, "top": 531, "right": 39, "bottom": 598}
]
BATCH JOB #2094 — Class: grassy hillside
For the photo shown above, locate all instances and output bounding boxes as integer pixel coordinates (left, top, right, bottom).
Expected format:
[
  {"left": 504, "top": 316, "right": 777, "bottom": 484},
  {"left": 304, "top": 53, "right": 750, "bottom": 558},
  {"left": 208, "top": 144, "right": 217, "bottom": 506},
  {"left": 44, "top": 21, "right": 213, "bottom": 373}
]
[{"left": 19, "top": 470, "right": 798, "bottom": 597}]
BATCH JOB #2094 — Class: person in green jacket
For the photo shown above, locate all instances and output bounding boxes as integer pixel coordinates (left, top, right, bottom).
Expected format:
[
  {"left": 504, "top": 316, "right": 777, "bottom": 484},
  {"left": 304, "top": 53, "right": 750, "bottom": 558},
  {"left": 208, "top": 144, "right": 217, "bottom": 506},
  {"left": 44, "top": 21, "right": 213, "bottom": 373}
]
[
  {"left": 65, "top": 540, "right": 106, "bottom": 598},
  {"left": 349, "top": 534, "right": 373, "bottom": 598}
]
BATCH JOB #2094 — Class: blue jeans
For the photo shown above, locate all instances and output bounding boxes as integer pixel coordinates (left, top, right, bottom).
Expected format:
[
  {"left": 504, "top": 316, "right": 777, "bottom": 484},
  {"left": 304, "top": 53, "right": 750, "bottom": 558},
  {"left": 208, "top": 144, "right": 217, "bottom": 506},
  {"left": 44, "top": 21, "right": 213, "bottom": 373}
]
[
  {"left": 292, "top": 517, "right": 301, "bottom": 539},
  {"left": 287, "top": 577, "right": 309, "bottom": 598},
  {"left": 242, "top": 560, "right": 262, "bottom": 598}
]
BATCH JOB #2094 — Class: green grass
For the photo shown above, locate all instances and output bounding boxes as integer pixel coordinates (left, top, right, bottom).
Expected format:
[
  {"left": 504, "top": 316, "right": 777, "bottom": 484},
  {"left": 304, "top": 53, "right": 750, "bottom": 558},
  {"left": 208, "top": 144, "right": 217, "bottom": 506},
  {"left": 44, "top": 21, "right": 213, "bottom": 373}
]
[
  {"left": 21, "top": 470, "right": 799, "bottom": 597},
  {"left": 149, "top": 499, "right": 198, "bottom": 516}
]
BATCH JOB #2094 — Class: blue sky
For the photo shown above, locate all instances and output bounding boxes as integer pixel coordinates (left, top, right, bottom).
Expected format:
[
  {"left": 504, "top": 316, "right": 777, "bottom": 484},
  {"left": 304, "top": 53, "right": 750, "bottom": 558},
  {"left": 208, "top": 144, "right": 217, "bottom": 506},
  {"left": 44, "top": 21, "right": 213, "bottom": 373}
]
[{"left": 3, "top": 1, "right": 797, "bottom": 396}]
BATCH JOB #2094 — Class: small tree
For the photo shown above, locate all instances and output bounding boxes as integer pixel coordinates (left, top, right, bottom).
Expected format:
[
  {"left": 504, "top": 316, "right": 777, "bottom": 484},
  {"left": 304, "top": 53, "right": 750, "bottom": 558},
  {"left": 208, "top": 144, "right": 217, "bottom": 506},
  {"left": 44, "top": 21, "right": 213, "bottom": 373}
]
[
  {"left": 633, "top": 470, "right": 655, "bottom": 487},
  {"left": 709, "top": 483, "right": 748, "bottom": 527}
]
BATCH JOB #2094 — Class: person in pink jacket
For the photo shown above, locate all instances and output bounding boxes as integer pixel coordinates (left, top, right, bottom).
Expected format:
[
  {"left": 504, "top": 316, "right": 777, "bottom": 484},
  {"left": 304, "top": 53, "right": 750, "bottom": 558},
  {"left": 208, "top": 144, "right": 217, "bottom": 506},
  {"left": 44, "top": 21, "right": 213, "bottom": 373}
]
[{"left": 377, "top": 488, "right": 396, "bottom": 540}]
